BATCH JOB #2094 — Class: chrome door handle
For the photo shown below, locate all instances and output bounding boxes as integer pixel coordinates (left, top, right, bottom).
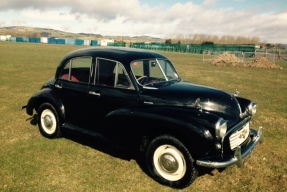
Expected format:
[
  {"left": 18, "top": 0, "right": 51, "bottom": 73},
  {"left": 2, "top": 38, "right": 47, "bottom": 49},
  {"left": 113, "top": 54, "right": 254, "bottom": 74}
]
[
  {"left": 89, "top": 91, "right": 101, "bottom": 96},
  {"left": 55, "top": 84, "right": 62, "bottom": 89}
]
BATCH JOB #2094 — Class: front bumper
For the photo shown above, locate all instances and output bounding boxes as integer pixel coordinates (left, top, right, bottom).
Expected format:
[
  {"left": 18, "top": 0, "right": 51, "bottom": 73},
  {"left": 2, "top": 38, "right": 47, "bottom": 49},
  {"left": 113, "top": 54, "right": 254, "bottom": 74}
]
[{"left": 196, "top": 126, "right": 263, "bottom": 169}]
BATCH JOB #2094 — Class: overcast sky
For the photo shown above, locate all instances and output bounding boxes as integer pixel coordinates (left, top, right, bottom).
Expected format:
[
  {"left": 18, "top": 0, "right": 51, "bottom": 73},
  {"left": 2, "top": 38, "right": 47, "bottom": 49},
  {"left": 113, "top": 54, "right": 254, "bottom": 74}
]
[{"left": 0, "top": 0, "right": 286, "bottom": 43}]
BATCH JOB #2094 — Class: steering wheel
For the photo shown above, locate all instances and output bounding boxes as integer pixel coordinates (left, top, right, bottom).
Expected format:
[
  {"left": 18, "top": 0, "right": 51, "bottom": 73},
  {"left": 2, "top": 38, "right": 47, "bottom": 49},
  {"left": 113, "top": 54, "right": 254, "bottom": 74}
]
[{"left": 137, "top": 76, "right": 148, "bottom": 85}]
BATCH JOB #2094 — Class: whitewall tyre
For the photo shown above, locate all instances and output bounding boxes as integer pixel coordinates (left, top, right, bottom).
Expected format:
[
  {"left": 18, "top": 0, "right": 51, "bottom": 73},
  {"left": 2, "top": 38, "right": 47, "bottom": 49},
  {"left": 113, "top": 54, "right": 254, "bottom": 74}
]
[
  {"left": 37, "top": 103, "right": 61, "bottom": 138},
  {"left": 146, "top": 135, "right": 197, "bottom": 189}
]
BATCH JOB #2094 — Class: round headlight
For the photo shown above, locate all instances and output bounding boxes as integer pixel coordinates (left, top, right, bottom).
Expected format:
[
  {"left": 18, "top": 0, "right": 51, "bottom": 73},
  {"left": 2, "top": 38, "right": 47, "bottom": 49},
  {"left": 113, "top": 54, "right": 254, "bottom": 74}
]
[
  {"left": 215, "top": 118, "right": 228, "bottom": 139},
  {"left": 248, "top": 102, "right": 257, "bottom": 116}
]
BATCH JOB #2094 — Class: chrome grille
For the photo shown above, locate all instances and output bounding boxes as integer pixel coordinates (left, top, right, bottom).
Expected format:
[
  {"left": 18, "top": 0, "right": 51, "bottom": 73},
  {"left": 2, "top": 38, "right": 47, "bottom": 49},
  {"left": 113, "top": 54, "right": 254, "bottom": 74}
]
[{"left": 229, "top": 123, "right": 250, "bottom": 150}]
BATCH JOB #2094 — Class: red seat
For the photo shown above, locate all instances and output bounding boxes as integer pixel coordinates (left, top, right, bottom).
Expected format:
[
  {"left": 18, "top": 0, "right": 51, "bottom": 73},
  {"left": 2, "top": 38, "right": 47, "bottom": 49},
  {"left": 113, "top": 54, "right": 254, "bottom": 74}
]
[{"left": 61, "top": 74, "right": 79, "bottom": 82}]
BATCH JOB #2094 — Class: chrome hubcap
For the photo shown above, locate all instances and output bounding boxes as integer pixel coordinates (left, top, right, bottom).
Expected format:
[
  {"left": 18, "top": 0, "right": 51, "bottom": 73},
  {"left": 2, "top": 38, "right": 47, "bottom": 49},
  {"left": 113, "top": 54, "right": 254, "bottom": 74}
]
[
  {"left": 153, "top": 145, "right": 186, "bottom": 181},
  {"left": 159, "top": 153, "right": 179, "bottom": 173},
  {"left": 43, "top": 115, "right": 53, "bottom": 128}
]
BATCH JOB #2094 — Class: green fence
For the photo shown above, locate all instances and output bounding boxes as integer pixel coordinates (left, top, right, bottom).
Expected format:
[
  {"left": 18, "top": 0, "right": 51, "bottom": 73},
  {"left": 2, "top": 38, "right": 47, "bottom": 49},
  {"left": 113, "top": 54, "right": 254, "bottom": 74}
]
[
  {"left": 107, "top": 42, "right": 126, "bottom": 47},
  {"left": 129, "top": 43, "right": 255, "bottom": 54}
]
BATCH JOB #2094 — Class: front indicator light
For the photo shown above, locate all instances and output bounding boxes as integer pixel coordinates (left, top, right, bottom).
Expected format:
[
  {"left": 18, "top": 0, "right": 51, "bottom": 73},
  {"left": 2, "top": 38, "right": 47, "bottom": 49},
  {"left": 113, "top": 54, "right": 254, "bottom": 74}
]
[
  {"left": 215, "top": 118, "right": 228, "bottom": 139},
  {"left": 215, "top": 143, "right": 222, "bottom": 150},
  {"left": 248, "top": 102, "right": 257, "bottom": 116}
]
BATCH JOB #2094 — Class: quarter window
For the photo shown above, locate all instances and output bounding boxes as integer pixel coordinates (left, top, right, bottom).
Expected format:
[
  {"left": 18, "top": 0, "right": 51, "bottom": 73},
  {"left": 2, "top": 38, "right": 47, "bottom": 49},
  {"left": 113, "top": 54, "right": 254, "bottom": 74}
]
[{"left": 59, "top": 57, "right": 92, "bottom": 83}]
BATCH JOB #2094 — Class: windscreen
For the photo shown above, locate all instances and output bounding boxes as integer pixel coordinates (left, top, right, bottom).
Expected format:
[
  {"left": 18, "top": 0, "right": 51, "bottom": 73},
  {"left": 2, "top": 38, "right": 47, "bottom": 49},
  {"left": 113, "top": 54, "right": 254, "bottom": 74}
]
[{"left": 131, "top": 59, "right": 180, "bottom": 86}]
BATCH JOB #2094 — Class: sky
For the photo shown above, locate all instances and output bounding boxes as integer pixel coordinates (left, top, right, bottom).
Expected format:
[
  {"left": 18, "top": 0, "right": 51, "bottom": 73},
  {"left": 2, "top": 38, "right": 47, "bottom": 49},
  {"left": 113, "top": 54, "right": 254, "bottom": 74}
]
[{"left": 0, "top": 0, "right": 286, "bottom": 43}]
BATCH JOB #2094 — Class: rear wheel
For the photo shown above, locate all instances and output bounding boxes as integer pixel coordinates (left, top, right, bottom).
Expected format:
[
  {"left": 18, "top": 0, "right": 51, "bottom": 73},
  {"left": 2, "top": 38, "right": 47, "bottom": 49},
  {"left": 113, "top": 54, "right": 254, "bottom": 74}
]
[
  {"left": 146, "top": 135, "right": 197, "bottom": 189},
  {"left": 37, "top": 103, "right": 61, "bottom": 138}
]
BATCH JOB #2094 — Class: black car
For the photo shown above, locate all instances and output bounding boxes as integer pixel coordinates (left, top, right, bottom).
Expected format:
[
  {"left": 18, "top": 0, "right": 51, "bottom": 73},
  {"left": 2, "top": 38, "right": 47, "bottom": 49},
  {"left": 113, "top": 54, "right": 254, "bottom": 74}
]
[{"left": 22, "top": 47, "right": 263, "bottom": 189}]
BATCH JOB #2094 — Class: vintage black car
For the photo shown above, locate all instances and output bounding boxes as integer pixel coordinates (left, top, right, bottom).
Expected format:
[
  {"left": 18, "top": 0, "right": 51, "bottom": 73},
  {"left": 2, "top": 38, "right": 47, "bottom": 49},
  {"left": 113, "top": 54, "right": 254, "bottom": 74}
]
[{"left": 22, "top": 47, "right": 263, "bottom": 189}]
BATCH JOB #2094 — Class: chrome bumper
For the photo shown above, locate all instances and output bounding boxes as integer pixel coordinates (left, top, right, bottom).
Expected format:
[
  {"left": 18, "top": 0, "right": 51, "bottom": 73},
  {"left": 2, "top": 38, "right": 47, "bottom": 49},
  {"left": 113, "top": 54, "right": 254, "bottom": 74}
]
[{"left": 196, "top": 126, "right": 263, "bottom": 169}]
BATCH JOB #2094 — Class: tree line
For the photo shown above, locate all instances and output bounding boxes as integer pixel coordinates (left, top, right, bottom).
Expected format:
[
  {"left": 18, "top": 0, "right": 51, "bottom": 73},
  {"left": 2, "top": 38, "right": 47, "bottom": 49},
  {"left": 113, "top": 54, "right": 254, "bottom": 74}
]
[{"left": 164, "top": 34, "right": 261, "bottom": 45}]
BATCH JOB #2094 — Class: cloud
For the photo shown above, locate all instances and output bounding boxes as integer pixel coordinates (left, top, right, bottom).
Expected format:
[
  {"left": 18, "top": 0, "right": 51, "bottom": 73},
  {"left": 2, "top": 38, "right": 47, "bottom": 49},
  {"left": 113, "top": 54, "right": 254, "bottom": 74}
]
[
  {"left": 0, "top": 20, "right": 6, "bottom": 27},
  {"left": 0, "top": 0, "right": 286, "bottom": 43},
  {"left": 0, "top": 0, "right": 65, "bottom": 10},
  {"left": 203, "top": 0, "right": 218, "bottom": 7},
  {"left": 0, "top": 0, "right": 142, "bottom": 21},
  {"left": 12, "top": 19, "right": 27, "bottom": 26}
]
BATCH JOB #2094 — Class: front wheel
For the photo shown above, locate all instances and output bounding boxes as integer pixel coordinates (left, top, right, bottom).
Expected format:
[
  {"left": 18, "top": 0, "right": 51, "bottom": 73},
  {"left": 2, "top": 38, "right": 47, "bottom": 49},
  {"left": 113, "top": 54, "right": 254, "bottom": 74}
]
[
  {"left": 146, "top": 135, "right": 197, "bottom": 189},
  {"left": 37, "top": 103, "right": 61, "bottom": 138}
]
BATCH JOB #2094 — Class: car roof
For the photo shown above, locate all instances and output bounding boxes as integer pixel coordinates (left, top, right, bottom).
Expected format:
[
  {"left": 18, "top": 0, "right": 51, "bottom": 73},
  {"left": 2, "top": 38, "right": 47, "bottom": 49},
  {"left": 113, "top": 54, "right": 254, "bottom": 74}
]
[{"left": 59, "top": 46, "right": 167, "bottom": 66}]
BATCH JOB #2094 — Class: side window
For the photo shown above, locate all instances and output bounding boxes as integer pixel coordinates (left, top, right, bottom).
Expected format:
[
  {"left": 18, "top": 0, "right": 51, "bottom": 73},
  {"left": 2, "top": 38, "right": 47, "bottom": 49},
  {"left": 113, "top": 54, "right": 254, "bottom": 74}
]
[
  {"left": 115, "top": 64, "right": 131, "bottom": 88},
  {"left": 95, "top": 59, "right": 132, "bottom": 89},
  {"left": 59, "top": 57, "right": 92, "bottom": 83},
  {"left": 96, "top": 59, "right": 117, "bottom": 86}
]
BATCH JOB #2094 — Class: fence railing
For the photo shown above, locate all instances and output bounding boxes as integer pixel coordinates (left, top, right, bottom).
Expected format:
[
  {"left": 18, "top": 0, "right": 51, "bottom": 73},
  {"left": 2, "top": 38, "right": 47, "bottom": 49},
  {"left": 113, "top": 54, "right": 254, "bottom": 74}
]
[{"left": 202, "top": 51, "right": 276, "bottom": 64}]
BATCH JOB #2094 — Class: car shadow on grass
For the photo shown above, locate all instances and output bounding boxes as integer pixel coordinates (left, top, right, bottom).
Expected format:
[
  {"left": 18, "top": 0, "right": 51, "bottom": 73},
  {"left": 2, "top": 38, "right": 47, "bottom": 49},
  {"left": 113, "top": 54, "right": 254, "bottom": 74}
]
[
  {"left": 63, "top": 130, "right": 134, "bottom": 161},
  {"left": 27, "top": 114, "right": 220, "bottom": 182},
  {"left": 27, "top": 114, "right": 134, "bottom": 162},
  {"left": 26, "top": 114, "right": 38, "bottom": 125}
]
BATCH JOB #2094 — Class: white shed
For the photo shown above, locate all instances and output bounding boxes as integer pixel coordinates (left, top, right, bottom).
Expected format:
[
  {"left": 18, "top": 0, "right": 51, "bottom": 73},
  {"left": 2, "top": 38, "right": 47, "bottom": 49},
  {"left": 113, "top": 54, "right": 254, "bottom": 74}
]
[
  {"left": 41, "top": 37, "right": 48, "bottom": 44},
  {"left": 100, "top": 39, "right": 114, "bottom": 46},
  {"left": 0, "top": 35, "right": 7, "bottom": 41}
]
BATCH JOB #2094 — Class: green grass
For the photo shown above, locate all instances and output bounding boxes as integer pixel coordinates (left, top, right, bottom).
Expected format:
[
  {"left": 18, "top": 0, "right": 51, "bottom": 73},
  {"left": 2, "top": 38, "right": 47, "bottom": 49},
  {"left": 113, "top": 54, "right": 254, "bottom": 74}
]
[{"left": 1, "top": 42, "right": 287, "bottom": 192}]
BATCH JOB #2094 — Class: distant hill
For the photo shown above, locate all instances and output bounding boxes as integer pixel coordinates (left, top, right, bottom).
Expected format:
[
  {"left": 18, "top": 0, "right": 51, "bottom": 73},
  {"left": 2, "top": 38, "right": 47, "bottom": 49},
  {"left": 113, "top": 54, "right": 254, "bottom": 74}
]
[{"left": 0, "top": 26, "right": 163, "bottom": 43}]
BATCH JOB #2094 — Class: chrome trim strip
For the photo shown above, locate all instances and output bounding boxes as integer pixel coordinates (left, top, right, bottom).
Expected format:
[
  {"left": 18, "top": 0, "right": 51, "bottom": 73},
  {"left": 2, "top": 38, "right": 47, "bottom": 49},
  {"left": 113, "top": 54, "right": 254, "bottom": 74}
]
[
  {"left": 143, "top": 101, "right": 154, "bottom": 105},
  {"left": 196, "top": 126, "right": 263, "bottom": 168},
  {"left": 143, "top": 86, "right": 158, "bottom": 90}
]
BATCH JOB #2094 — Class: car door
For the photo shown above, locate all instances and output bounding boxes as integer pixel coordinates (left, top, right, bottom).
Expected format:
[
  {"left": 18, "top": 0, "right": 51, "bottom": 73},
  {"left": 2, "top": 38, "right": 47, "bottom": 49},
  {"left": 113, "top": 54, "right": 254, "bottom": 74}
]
[
  {"left": 87, "top": 58, "right": 139, "bottom": 135},
  {"left": 55, "top": 56, "right": 93, "bottom": 128}
]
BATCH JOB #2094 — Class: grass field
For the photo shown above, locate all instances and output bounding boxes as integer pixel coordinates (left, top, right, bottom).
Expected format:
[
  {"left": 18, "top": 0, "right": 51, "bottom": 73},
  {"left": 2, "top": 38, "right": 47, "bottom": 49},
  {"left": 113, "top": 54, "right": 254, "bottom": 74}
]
[{"left": 0, "top": 42, "right": 286, "bottom": 192}]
